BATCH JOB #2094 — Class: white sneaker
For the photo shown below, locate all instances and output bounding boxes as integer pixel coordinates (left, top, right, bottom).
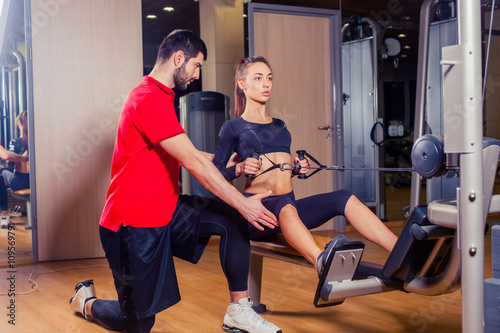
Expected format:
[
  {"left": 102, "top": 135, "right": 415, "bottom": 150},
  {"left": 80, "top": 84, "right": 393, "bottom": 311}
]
[
  {"left": 1, "top": 215, "right": 9, "bottom": 229},
  {"left": 69, "top": 279, "right": 96, "bottom": 320},
  {"left": 223, "top": 298, "right": 282, "bottom": 333}
]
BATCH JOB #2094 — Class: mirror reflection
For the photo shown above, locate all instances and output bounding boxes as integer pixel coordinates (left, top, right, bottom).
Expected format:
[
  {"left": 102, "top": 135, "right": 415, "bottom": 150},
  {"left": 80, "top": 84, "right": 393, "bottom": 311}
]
[{"left": 0, "top": 0, "right": 31, "bottom": 265}]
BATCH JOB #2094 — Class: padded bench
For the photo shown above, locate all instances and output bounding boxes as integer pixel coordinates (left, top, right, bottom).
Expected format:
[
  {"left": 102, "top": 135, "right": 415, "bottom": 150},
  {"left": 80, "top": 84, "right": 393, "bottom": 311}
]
[{"left": 248, "top": 233, "right": 335, "bottom": 313}]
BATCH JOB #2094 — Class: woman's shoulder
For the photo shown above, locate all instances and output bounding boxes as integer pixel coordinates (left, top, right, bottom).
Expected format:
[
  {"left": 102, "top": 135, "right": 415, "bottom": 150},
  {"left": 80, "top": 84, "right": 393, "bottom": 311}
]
[
  {"left": 222, "top": 117, "right": 246, "bottom": 131},
  {"left": 219, "top": 118, "right": 241, "bottom": 137}
]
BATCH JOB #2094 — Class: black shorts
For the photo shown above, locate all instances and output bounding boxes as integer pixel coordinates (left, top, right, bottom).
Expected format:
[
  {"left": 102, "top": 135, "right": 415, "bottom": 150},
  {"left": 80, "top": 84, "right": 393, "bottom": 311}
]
[
  {"left": 247, "top": 189, "right": 353, "bottom": 239},
  {"left": 244, "top": 191, "right": 296, "bottom": 219},
  {"left": 99, "top": 195, "right": 212, "bottom": 320}
]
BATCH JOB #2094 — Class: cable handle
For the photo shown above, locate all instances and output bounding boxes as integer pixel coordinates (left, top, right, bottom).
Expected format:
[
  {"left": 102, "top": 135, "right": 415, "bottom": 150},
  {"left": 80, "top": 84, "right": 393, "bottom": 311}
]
[
  {"left": 245, "top": 150, "right": 261, "bottom": 179},
  {"left": 296, "top": 150, "right": 307, "bottom": 179}
]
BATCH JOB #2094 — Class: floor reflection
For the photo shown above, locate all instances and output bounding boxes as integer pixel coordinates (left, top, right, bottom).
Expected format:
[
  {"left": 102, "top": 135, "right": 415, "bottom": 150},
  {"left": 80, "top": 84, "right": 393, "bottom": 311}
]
[{"left": 0, "top": 212, "right": 32, "bottom": 267}]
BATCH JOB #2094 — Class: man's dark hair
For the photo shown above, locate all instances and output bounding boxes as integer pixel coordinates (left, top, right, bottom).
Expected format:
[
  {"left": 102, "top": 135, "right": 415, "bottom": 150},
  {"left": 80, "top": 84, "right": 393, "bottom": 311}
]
[{"left": 156, "top": 29, "right": 207, "bottom": 65}]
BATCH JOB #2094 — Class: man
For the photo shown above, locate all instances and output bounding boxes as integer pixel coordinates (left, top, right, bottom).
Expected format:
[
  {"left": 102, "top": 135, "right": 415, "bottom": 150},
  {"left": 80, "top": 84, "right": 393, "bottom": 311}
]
[{"left": 69, "top": 30, "right": 281, "bottom": 333}]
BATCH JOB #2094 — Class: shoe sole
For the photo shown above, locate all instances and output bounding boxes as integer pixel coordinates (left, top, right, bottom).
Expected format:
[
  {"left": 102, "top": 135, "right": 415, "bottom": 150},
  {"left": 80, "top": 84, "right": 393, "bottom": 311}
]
[
  {"left": 222, "top": 324, "right": 282, "bottom": 333},
  {"left": 222, "top": 324, "right": 247, "bottom": 332}
]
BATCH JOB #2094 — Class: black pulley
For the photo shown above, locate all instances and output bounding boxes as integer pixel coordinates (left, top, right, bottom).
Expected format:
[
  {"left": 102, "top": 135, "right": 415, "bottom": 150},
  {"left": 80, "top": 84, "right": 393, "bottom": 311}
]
[{"left": 411, "top": 134, "right": 447, "bottom": 179}]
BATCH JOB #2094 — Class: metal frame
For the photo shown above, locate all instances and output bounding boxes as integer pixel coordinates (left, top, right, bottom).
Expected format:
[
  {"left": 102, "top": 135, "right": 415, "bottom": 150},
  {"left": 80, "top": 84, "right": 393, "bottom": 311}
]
[
  {"left": 426, "top": 18, "right": 460, "bottom": 203},
  {"left": 24, "top": 0, "right": 37, "bottom": 262},
  {"left": 341, "top": 17, "right": 385, "bottom": 220},
  {"left": 451, "top": 1, "right": 484, "bottom": 330},
  {"left": 179, "top": 91, "right": 230, "bottom": 197},
  {"left": 249, "top": 1, "right": 487, "bottom": 331},
  {"left": 411, "top": 0, "right": 485, "bottom": 330}
]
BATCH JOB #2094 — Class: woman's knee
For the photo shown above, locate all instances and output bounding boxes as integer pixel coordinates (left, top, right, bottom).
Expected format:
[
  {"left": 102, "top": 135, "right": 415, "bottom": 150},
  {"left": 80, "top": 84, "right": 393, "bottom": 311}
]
[{"left": 278, "top": 204, "right": 299, "bottom": 221}]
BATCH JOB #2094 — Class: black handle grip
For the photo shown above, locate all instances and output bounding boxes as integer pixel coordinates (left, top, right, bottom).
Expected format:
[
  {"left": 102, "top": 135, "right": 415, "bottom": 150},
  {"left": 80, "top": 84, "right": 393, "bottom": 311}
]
[
  {"left": 296, "top": 150, "right": 307, "bottom": 179},
  {"left": 245, "top": 151, "right": 261, "bottom": 179}
]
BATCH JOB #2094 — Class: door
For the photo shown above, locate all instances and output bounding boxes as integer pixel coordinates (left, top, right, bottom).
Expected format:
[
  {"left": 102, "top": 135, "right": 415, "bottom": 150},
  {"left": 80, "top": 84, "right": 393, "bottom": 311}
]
[{"left": 248, "top": 4, "right": 344, "bottom": 230}]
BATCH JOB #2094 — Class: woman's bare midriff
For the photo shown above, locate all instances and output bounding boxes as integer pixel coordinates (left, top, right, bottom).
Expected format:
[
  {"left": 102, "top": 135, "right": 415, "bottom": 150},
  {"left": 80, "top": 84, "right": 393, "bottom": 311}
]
[{"left": 244, "top": 152, "right": 293, "bottom": 196}]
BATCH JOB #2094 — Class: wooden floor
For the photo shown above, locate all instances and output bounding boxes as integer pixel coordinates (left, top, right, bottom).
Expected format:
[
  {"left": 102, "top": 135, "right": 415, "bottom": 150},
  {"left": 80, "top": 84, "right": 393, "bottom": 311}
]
[
  {"left": 0, "top": 182, "right": 499, "bottom": 332},
  {"left": 0, "top": 221, "right": 495, "bottom": 333}
]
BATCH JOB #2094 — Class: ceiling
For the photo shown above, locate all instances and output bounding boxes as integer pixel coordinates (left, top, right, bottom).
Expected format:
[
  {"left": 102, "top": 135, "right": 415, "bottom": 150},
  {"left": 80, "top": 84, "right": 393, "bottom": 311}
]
[{"left": 140, "top": 0, "right": 453, "bottom": 64}]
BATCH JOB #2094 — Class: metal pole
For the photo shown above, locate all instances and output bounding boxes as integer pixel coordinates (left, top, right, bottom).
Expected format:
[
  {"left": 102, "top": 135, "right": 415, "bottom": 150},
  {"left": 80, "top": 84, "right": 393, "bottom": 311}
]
[
  {"left": 410, "top": 0, "right": 439, "bottom": 213},
  {"left": 11, "top": 49, "right": 26, "bottom": 113},
  {"left": 457, "top": 0, "right": 484, "bottom": 331},
  {"left": 361, "top": 16, "right": 385, "bottom": 220},
  {"left": 1, "top": 66, "right": 7, "bottom": 146}
]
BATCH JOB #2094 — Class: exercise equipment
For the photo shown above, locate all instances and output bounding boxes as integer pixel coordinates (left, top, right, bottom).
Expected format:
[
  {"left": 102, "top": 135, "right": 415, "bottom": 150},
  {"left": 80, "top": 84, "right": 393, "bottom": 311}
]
[
  {"left": 179, "top": 91, "right": 229, "bottom": 198},
  {"left": 341, "top": 16, "right": 386, "bottom": 219},
  {"left": 287, "top": 149, "right": 414, "bottom": 180},
  {"left": 246, "top": 151, "right": 263, "bottom": 179},
  {"left": 316, "top": 2, "right": 496, "bottom": 331},
  {"left": 246, "top": 149, "right": 414, "bottom": 180},
  {"left": 314, "top": 137, "right": 500, "bottom": 310}
]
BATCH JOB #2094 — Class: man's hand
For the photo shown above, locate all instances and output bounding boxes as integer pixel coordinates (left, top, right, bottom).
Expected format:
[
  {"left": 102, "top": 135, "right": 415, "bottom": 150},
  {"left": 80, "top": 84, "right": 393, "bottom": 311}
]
[
  {"left": 161, "top": 134, "right": 277, "bottom": 229},
  {"left": 238, "top": 190, "right": 278, "bottom": 231}
]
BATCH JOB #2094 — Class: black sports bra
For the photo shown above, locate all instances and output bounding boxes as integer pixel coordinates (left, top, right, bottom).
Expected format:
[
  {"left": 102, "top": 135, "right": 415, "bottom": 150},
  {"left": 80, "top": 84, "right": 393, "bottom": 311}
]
[{"left": 212, "top": 117, "right": 292, "bottom": 181}]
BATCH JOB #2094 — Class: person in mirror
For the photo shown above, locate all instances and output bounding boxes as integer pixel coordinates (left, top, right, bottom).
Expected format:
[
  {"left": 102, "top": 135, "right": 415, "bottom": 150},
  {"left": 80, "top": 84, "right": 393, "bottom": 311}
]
[
  {"left": 0, "top": 111, "right": 29, "bottom": 229},
  {"left": 69, "top": 31, "right": 282, "bottom": 333},
  {"left": 213, "top": 56, "right": 398, "bottom": 278}
]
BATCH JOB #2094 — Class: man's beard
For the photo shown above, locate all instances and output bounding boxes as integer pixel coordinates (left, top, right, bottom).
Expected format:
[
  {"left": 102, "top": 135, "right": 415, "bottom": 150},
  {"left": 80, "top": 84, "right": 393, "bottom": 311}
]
[{"left": 173, "top": 62, "right": 191, "bottom": 90}]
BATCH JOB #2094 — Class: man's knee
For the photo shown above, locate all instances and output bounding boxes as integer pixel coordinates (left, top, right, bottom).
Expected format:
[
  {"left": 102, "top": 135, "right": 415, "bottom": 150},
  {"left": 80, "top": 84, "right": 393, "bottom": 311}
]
[
  {"left": 137, "top": 315, "right": 155, "bottom": 333},
  {"left": 126, "top": 315, "right": 155, "bottom": 333}
]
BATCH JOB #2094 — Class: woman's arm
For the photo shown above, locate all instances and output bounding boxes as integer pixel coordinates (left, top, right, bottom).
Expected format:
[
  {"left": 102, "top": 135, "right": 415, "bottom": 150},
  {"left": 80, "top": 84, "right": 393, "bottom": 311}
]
[{"left": 212, "top": 122, "right": 239, "bottom": 181}]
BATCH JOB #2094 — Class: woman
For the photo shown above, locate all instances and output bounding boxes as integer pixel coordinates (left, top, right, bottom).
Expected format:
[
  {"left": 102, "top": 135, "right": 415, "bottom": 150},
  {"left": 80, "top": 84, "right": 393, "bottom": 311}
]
[
  {"left": 213, "top": 56, "right": 398, "bottom": 275},
  {"left": 0, "top": 111, "right": 29, "bottom": 229}
]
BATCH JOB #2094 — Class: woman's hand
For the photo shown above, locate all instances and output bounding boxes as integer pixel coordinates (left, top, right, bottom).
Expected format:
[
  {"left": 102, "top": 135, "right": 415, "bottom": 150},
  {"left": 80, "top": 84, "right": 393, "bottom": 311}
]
[
  {"left": 236, "top": 156, "right": 261, "bottom": 177},
  {"left": 293, "top": 155, "right": 310, "bottom": 174}
]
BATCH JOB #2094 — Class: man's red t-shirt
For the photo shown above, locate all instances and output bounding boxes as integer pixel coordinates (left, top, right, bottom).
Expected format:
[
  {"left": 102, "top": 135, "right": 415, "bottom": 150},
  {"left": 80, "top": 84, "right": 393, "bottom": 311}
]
[{"left": 100, "top": 76, "right": 185, "bottom": 231}]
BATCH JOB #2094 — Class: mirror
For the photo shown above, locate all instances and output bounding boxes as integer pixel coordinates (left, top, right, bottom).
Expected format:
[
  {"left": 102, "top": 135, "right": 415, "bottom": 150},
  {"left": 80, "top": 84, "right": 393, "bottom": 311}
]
[{"left": 0, "top": 0, "right": 32, "bottom": 266}]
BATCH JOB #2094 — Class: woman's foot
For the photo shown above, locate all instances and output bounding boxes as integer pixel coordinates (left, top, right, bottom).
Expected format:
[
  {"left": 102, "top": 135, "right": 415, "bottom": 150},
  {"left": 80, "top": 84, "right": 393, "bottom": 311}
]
[{"left": 316, "top": 234, "right": 350, "bottom": 276}]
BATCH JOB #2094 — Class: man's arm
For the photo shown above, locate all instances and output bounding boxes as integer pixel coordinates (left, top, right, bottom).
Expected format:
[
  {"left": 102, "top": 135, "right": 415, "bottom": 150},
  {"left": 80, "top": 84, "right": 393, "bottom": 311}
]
[
  {"left": 0, "top": 145, "right": 28, "bottom": 163},
  {"left": 160, "top": 133, "right": 278, "bottom": 230},
  {"left": 199, "top": 151, "right": 214, "bottom": 161}
]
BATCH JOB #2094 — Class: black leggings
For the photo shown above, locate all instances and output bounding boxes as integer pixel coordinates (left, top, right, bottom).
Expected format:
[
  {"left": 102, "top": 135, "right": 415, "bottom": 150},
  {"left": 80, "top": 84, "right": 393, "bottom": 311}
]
[{"left": 91, "top": 198, "right": 249, "bottom": 333}]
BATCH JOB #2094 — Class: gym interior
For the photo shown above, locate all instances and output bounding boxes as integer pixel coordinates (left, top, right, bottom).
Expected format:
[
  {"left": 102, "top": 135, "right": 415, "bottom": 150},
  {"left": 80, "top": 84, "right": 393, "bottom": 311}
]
[{"left": 0, "top": 0, "right": 499, "bottom": 332}]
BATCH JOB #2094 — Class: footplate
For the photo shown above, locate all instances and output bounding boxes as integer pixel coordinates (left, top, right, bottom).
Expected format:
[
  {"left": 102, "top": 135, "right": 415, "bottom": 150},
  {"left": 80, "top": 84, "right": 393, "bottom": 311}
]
[{"left": 314, "top": 242, "right": 365, "bottom": 307}]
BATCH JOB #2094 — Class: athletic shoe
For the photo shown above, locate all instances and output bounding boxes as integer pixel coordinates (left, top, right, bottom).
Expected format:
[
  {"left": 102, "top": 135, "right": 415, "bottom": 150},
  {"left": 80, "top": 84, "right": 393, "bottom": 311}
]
[
  {"left": 316, "top": 234, "right": 350, "bottom": 277},
  {"left": 69, "top": 279, "right": 96, "bottom": 320},
  {"left": 222, "top": 297, "right": 282, "bottom": 333},
  {"left": 1, "top": 216, "right": 9, "bottom": 229}
]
